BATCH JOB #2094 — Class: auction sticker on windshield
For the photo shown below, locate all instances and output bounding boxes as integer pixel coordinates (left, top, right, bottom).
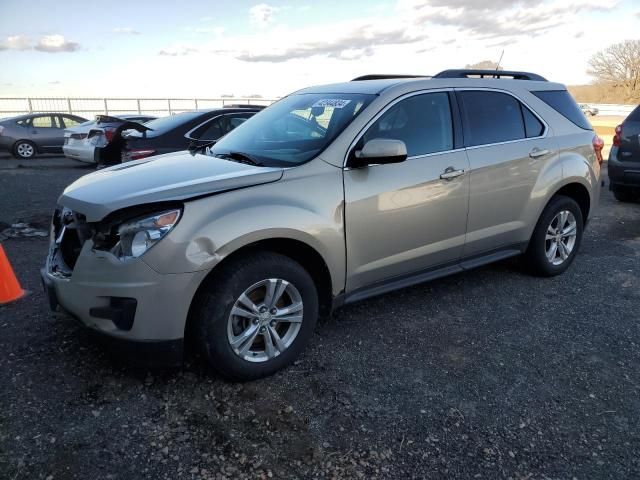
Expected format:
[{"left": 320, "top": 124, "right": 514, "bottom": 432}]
[{"left": 312, "top": 99, "right": 351, "bottom": 109}]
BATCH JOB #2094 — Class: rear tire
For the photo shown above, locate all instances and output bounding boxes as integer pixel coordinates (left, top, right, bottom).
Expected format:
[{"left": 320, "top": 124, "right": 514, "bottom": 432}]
[
  {"left": 523, "top": 195, "right": 584, "bottom": 277},
  {"left": 612, "top": 185, "right": 637, "bottom": 203},
  {"left": 13, "top": 140, "right": 36, "bottom": 159},
  {"left": 194, "top": 252, "right": 318, "bottom": 381}
]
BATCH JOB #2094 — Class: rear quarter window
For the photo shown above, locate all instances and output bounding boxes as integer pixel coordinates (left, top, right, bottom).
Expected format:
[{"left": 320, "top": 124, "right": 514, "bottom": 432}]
[{"left": 531, "top": 90, "right": 592, "bottom": 130}]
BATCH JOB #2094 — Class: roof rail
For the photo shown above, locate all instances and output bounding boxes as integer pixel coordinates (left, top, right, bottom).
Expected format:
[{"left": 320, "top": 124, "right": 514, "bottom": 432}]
[
  {"left": 351, "top": 74, "right": 428, "bottom": 81},
  {"left": 434, "top": 69, "right": 547, "bottom": 81},
  {"left": 222, "top": 104, "right": 267, "bottom": 109}
]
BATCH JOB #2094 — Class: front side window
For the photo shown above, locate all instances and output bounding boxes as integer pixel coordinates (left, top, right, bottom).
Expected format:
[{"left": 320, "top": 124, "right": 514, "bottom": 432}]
[
  {"left": 209, "top": 93, "right": 375, "bottom": 166},
  {"left": 31, "top": 116, "right": 53, "bottom": 128},
  {"left": 459, "top": 91, "right": 526, "bottom": 147},
  {"left": 359, "top": 92, "right": 453, "bottom": 157}
]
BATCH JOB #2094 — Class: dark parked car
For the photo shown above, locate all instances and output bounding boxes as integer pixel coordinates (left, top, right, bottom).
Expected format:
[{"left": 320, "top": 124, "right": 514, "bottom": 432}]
[
  {"left": 0, "top": 113, "right": 88, "bottom": 159},
  {"left": 96, "top": 106, "right": 265, "bottom": 166},
  {"left": 609, "top": 104, "right": 640, "bottom": 202}
]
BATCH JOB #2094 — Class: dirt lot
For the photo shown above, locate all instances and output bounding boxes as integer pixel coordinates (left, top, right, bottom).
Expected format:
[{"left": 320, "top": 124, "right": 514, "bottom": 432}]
[{"left": 1, "top": 157, "right": 639, "bottom": 479}]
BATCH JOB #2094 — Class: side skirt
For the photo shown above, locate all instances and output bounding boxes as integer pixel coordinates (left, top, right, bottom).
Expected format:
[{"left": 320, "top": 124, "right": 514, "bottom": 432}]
[{"left": 333, "top": 243, "right": 526, "bottom": 309}]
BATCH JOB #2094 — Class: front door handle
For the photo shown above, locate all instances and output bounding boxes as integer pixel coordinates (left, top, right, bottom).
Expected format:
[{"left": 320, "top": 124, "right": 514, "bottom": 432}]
[
  {"left": 529, "top": 148, "right": 550, "bottom": 159},
  {"left": 440, "top": 167, "right": 465, "bottom": 180}
]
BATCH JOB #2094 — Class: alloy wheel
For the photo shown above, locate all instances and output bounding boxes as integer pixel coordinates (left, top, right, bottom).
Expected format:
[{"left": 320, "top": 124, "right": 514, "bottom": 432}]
[
  {"left": 545, "top": 210, "right": 577, "bottom": 266},
  {"left": 227, "top": 278, "right": 304, "bottom": 363}
]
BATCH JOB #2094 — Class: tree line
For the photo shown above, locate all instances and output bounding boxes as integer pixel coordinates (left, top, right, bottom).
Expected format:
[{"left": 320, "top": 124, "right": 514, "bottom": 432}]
[{"left": 465, "top": 39, "right": 640, "bottom": 104}]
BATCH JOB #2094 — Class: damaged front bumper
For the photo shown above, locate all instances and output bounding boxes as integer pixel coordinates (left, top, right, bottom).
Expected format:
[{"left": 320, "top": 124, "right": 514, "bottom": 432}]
[{"left": 41, "top": 208, "right": 208, "bottom": 366}]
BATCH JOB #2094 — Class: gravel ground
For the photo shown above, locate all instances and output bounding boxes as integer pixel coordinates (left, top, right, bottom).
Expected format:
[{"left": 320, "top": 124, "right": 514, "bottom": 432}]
[{"left": 1, "top": 158, "right": 639, "bottom": 479}]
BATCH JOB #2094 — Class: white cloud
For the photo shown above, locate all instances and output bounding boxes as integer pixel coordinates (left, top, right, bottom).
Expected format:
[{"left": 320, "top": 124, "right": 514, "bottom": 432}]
[
  {"left": 189, "top": 26, "right": 226, "bottom": 35},
  {"left": 35, "top": 35, "right": 80, "bottom": 52},
  {"left": 113, "top": 27, "right": 141, "bottom": 35},
  {"left": 1, "top": 35, "right": 31, "bottom": 50},
  {"left": 158, "top": 44, "right": 199, "bottom": 56},
  {"left": 249, "top": 4, "right": 279, "bottom": 27},
  {"left": 0, "top": 34, "right": 80, "bottom": 53}
]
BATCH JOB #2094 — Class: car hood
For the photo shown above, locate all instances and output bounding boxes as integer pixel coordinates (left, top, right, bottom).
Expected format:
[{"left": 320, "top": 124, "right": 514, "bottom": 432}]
[{"left": 59, "top": 151, "right": 284, "bottom": 221}]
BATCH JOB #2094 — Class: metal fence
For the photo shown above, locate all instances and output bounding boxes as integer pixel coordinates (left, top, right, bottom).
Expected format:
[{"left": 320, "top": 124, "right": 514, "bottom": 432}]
[
  {"left": 589, "top": 104, "right": 636, "bottom": 116},
  {"left": 0, "top": 97, "right": 279, "bottom": 119},
  {"left": 0, "top": 97, "right": 635, "bottom": 120}
]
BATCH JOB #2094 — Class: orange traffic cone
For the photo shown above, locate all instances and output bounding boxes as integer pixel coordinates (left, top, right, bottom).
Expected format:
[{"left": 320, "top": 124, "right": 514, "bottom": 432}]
[{"left": 0, "top": 244, "right": 25, "bottom": 304}]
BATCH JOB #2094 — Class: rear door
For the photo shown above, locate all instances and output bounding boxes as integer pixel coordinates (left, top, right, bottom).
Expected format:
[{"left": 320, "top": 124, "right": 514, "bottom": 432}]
[{"left": 457, "top": 89, "right": 557, "bottom": 256}]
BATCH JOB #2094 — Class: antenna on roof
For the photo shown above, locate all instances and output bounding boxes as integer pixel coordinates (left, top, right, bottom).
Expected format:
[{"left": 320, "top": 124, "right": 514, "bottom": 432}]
[{"left": 495, "top": 50, "right": 504, "bottom": 73}]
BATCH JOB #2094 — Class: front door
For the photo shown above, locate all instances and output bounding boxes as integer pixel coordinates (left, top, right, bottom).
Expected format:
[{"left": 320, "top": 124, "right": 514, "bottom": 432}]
[
  {"left": 344, "top": 91, "right": 470, "bottom": 291},
  {"left": 28, "top": 115, "right": 64, "bottom": 152}
]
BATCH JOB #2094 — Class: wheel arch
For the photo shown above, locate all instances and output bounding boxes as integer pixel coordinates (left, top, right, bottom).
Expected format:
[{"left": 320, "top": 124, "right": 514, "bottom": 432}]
[
  {"left": 184, "top": 237, "right": 335, "bottom": 347},
  {"left": 551, "top": 181, "right": 591, "bottom": 223}
]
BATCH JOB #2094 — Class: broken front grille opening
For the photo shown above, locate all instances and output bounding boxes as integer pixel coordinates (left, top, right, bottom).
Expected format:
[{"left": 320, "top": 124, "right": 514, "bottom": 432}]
[
  {"left": 60, "top": 228, "right": 83, "bottom": 269},
  {"left": 48, "top": 208, "right": 94, "bottom": 277}
]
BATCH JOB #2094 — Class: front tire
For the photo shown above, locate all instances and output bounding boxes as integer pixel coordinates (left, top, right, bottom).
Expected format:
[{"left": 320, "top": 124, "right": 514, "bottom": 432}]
[
  {"left": 194, "top": 252, "right": 319, "bottom": 381},
  {"left": 13, "top": 140, "right": 36, "bottom": 159},
  {"left": 523, "top": 195, "right": 584, "bottom": 277},
  {"left": 612, "top": 185, "right": 637, "bottom": 203}
]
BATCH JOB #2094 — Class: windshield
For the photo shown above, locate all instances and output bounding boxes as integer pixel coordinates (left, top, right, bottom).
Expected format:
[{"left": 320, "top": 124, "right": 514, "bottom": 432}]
[{"left": 209, "top": 93, "right": 375, "bottom": 166}]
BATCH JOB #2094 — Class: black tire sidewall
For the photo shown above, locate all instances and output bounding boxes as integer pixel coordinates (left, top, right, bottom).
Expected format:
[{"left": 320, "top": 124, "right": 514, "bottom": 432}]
[
  {"left": 526, "top": 196, "right": 584, "bottom": 277},
  {"left": 14, "top": 140, "right": 36, "bottom": 159},
  {"left": 612, "top": 185, "right": 636, "bottom": 203},
  {"left": 196, "top": 253, "right": 319, "bottom": 381}
]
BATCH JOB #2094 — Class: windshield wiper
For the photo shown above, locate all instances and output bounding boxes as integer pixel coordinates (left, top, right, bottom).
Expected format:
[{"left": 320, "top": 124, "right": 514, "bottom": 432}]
[
  {"left": 188, "top": 139, "right": 216, "bottom": 155},
  {"left": 214, "top": 151, "right": 264, "bottom": 166}
]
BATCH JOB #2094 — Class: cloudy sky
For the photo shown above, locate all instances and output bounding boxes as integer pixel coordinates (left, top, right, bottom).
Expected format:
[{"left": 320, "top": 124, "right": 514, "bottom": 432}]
[{"left": 0, "top": 0, "right": 638, "bottom": 98}]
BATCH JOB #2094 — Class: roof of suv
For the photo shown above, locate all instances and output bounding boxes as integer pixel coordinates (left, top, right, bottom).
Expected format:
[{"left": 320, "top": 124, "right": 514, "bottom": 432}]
[{"left": 297, "top": 70, "right": 565, "bottom": 96}]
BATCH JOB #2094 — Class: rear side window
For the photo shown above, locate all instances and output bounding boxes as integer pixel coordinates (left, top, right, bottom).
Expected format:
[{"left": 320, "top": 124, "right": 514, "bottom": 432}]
[
  {"left": 459, "top": 91, "right": 525, "bottom": 146},
  {"left": 361, "top": 92, "right": 454, "bottom": 157},
  {"left": 199, "top": 114, "right": 251, "bottom": 140},
  {"left": 62, "top": 116, "right": 82, "bottom": 128},
  {"left": 531, "top": 90, "right": 591, "bottom": 130},
  {"left": 522, "top": 107, "right": 544, "bottom": 137}
]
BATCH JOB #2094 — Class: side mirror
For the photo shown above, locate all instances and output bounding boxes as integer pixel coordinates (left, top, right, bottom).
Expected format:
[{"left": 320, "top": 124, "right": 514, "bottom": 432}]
[{"left": 348, "top": 138, "right": 408, "bottom": 168}]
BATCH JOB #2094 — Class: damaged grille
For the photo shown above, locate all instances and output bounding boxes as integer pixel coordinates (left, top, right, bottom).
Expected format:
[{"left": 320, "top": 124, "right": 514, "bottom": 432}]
[{"left": 47, "top": 208, "right": 93, "bottom": 277}]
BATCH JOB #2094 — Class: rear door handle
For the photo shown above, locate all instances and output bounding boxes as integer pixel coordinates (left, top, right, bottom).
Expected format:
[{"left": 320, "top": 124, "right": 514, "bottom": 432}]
[
  {"left": 440, "top": 167, "right": 465, "bottom": 180},
  {"left": 529, "top": 148, "right": 550, "bottom": 159}
]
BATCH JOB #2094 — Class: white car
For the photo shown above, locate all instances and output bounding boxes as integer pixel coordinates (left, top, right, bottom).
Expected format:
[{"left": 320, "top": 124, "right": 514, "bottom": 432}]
[
  {"left": 579, "top": 104, "right": 599, "bottom": 117},
  {"left": 63, "top": 114, "right": 156, "bottom": 164}
]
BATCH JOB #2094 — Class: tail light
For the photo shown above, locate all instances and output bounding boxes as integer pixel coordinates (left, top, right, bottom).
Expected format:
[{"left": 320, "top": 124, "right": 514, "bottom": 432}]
[
  {"left": 103, "top": 127, "right": 116, "bottom": 143},
  {"left": 127, "top": 149, "right": 156, "bottom": 161},
  {"left": 612, "top": 124, "right": 622, "bottom": 147},
  {"left": 592, "top": 135, "right": 604, "bottom": 164}
]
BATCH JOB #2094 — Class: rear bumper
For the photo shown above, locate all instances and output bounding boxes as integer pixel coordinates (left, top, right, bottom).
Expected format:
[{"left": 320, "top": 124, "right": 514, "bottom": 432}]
[
  {"left": 63, "top": 145, "right": 96, "bottom": 163},
  {"left": 608, "top": 149, "right": 640, "bottom": 187}
]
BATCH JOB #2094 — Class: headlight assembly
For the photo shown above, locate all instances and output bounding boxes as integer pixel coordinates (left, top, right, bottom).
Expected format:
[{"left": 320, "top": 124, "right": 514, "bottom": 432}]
[{"left": 111, "top": 209, "right": 181, "bottom": 261}]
